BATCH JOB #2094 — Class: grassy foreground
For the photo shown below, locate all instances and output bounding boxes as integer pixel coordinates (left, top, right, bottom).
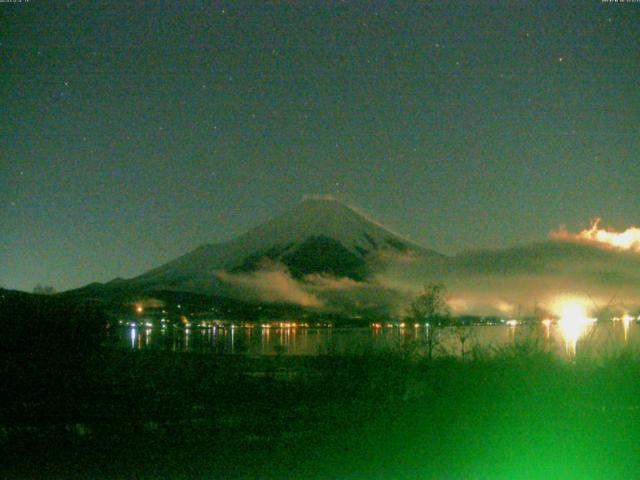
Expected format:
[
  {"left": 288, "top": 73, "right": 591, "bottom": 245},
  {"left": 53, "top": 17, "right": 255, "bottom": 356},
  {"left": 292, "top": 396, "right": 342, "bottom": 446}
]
[{"left": 3, "top": 342, "right": 640, "bottom": 480}]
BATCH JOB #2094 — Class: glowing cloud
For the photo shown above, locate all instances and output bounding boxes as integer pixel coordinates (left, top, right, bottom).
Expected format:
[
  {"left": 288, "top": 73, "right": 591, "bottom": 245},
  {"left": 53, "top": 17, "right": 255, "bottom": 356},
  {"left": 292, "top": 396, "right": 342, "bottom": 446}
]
[
  {"left": 304, "top": 273, "right": 363, "bottom": 290},
  {"left": 216, "top": 267, "right": 322, "bottom": 308},
  {"left": 551, "top": 218, "right": 640, "bottom": 253}
]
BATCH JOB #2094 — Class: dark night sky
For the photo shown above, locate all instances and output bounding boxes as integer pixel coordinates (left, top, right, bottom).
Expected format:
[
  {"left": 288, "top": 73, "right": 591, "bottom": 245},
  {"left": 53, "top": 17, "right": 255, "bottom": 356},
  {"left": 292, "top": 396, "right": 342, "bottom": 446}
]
[{"left": 1, "top": 1, "right": 639, "bottom": 292}]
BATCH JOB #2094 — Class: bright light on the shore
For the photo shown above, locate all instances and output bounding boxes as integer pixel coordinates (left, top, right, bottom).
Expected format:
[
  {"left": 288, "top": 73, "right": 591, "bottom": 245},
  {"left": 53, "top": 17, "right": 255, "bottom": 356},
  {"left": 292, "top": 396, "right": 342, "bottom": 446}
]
[
  {"left": 558, "top": 301, "right": 587, "bottom": 322},
  {"left": 554, "top": 298, "right": 596, "bottom": 355}
]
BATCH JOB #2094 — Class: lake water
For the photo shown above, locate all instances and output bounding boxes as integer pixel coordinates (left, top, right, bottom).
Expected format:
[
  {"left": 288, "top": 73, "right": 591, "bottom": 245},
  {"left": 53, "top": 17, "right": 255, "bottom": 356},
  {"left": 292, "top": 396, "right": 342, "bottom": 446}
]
[{"left": 108, "top": 320, "right": 640, "bottom": 359}]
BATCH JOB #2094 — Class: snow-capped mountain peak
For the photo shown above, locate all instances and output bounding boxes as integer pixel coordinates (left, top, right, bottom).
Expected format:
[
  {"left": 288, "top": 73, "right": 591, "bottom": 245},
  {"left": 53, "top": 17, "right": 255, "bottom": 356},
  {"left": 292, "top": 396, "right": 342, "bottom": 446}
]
[{"left": 130, "top": 198, "right": 438, "bottom": 287}]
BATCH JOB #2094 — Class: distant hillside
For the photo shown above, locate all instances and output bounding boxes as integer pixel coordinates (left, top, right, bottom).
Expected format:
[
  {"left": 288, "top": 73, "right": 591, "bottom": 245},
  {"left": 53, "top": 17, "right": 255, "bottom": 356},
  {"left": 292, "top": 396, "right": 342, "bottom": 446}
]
[
  {"left": 0, "top": 288, "right": 107, "bottom": 358},
  {"left": 452, "top": 241, "right": 640, "bottom": 284}
]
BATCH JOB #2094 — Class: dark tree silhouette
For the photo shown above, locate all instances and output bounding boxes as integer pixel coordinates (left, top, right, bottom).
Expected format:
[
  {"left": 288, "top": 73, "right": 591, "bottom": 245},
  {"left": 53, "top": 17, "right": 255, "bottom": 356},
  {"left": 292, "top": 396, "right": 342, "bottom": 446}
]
[{"left": 406, "top": 283, "right": 450, "bottom": 359}]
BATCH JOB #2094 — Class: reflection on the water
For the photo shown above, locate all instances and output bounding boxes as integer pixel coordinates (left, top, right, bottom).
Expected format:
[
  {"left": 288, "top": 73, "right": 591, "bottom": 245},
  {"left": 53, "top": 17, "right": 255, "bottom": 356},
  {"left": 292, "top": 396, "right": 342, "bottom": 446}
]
[
  {"left": 558, "top": 312, "right": 596, "bottom": 356},
  {"left": 550, "top": 297, "right": 601, "bottom": 356},
  {"left": 542, "top": 319, "right": 552, "bottom": 340},
  {"left": 130, "top": 326, "right": 136, "bottom": 349},
  {"left": 622, "top": 315, "right": 633, "bottom": 344},
  {"left": 111, "top": 320, "right": 640, "bottom": 359}
]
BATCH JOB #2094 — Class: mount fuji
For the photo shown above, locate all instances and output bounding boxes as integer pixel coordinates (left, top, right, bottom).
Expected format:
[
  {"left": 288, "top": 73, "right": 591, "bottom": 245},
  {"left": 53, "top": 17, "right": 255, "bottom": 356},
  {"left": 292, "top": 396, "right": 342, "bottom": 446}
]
[{"left": 71, "top": 198, "right": 443, "bottom": 302}]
